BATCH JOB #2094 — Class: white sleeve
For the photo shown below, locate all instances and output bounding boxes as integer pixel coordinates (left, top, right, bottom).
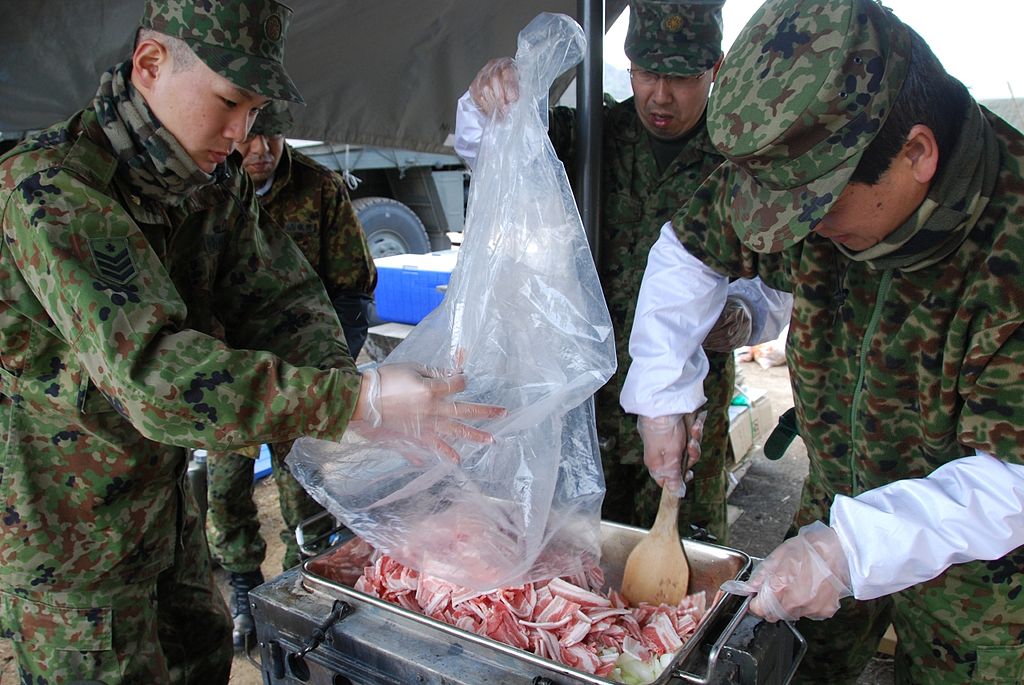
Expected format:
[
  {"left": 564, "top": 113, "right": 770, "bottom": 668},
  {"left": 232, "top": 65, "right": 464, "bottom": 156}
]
[
  {"left": 620, "top": 222, "right": 729, "bottom": 417},
  {"left": 727, "top": 276, "right": 793, "bottom": 345},
  {"left": 830, "top": 452, "right": 1024, "bottom": 601},
  {"left": 454, "top": 90, "right": 486, "bottom": 171}
]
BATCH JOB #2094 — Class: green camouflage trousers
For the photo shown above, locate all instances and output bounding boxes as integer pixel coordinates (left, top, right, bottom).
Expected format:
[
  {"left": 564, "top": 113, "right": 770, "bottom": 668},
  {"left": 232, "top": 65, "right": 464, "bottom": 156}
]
[
  {"left": 206, "top": 441, "right": 334, "bottom": 572},
  {"left": 2, "top": 475, "right": 232, "bottom": 685},
  {"left": 598, "top": 350, "right": 735, "bottom": 543},
  {"left": 789, "top": 480, "right": 1024, "bottom": 684}
]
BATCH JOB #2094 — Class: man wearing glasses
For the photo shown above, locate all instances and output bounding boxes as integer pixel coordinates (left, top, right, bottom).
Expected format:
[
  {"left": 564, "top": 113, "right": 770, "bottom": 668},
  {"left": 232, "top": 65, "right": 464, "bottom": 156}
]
[
  {"left": 206, "top": 101, "right": 376, "bottom": 651},
  {"left": 456, "top": 0, "right": 790, "bottom": 541}
]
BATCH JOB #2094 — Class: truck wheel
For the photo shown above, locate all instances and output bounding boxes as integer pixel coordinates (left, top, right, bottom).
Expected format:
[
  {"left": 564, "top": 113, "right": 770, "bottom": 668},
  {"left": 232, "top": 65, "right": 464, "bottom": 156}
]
[{"left": 353, "top": 197, "right": 430, "bottom": 258}]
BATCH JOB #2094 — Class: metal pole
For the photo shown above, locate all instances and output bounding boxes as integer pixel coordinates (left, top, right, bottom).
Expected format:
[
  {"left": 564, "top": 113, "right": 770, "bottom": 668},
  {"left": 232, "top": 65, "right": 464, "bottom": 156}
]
[{"left": 576, "top": 0, "right": 604, "bottom": 261}]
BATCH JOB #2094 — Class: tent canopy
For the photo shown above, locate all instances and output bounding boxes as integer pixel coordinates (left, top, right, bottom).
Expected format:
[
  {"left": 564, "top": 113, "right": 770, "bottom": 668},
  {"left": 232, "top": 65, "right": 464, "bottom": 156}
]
[{"left": 0, "top": 1, "right": 625, "bottom": 153}]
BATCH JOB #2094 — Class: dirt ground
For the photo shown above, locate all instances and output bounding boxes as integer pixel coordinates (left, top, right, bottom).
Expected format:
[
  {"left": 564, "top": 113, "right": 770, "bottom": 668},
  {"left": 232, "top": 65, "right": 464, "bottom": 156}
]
[{"left": 0, "top": 358, "right": 892, "bottom": 684}]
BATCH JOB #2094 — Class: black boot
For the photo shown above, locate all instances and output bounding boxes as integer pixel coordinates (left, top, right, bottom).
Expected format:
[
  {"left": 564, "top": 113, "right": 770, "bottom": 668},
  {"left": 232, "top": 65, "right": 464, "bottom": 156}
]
[{"left": 229, "top": 569, "right": 264, "bottom": 652}]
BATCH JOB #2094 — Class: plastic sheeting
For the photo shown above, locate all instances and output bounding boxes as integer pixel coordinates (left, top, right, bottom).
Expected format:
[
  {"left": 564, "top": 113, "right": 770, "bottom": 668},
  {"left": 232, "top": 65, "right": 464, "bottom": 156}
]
[{"left": 289, "top": 13, "right": 615, "bottom": 593}]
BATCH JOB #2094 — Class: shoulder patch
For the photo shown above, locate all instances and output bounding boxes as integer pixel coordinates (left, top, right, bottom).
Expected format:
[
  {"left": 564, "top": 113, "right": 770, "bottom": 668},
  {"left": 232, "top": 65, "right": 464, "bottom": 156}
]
[{"left": 89, "top": 237, "right": 137, "bottom": 285}]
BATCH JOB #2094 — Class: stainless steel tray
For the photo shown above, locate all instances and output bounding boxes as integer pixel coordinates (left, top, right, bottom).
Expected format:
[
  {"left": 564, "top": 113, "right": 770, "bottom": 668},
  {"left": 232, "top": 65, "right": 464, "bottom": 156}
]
[{"left": 300, "top": 520, "right": 756, "bottom": 684}]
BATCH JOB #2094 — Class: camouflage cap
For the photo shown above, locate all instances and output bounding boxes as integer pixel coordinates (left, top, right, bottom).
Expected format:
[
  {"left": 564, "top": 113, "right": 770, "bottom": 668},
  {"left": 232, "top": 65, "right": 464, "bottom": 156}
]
[
  {"left": 141, "top": 0, "right": 304, "bottom": 104},
  {"left": 624, "top": 0, "right": 725, "bottom": 76},
  {"left": 250, "top": 100, "right": 293, "bottom": 136},
  {"left": 707, "top": 0, "right": 911, "bottom": 252}
]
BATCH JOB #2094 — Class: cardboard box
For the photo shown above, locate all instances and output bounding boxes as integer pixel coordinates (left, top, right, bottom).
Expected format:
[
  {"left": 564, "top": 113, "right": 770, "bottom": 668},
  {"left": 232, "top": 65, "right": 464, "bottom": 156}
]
[
  {"left": 374, "top": 249, "right": 457, "bottom": 324},
  {"left": 728, "top": 386, "right": 773, "bottom": 465}
]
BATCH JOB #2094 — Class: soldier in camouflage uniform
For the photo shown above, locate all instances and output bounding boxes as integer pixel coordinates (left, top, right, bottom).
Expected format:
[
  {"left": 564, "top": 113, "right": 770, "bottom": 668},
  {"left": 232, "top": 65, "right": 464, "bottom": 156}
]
[
  {"left": 457, "top": 0, "right": 791, "bottom": 541},
  {"left": 0, "top": 1, "right": 498, "bottom": 683},
  {"left": 205, "top": 101, "right": 377, "bottom": 650},
  {"left": 237, "top": 102, "right": 377, "bottom": 361},
  {"left": 623, "top": 0, "right": 1024, "bottom": 682}
]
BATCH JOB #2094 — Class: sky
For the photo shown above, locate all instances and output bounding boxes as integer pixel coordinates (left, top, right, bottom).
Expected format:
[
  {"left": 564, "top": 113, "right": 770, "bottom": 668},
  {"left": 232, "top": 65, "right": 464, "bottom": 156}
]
[{"left": 605, "top": 1, "right": 1024, "bottom": 102}]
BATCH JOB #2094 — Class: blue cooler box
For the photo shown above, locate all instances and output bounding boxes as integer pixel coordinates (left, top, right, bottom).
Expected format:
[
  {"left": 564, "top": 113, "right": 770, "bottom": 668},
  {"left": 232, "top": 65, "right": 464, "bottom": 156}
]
[{"left": 374, "top": 249, "right": 458, "bottom": 324}]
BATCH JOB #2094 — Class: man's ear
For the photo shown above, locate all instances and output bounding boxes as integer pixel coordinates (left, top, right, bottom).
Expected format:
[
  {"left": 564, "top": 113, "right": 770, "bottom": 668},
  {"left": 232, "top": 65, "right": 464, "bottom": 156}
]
[
  {"left": 903, "top": 124, "right": 938, "bottom": 185},
  {"left": 131, "top": 38, "right": 168, "bottom": 93}
]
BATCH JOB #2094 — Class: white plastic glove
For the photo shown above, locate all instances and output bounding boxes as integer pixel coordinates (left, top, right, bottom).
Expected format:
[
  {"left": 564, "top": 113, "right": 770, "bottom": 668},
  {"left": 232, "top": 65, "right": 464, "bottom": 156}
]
[
  {"left": 722, "top": 521, "right": 853, "bottom": 622},
  {"left": 637, "top": 410, "right": 706, "bottom": 497},
  {"left": 469, "top": 57, "right": 519, "bottom": 117},
  {"left": 702, "top": 296, "right": 753, "bottom": 353},
  {"left": 354, "top": 363, "right": 506, "bottom": 462}
]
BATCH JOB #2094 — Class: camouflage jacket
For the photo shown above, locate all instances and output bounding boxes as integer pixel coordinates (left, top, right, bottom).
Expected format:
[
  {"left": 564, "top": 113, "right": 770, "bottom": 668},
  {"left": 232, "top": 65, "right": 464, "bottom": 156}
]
[
  {"left": 259, "top": 145, "right": 376, "bottom": 305},
  {"left": 0, "top": 108, "right": 361, "bottom": 590},
  {"left": 675, "top": 109, "right": 1024, "bottom": 501},
  {"left": 549, "top": 98, "right": 726, "bottom": 407}
]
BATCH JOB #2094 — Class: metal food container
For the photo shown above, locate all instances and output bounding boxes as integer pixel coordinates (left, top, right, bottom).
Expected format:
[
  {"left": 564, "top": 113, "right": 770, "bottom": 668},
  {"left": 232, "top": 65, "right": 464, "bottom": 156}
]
[{"left": 250, "top": 521, "right": 805, "bottom": 684}]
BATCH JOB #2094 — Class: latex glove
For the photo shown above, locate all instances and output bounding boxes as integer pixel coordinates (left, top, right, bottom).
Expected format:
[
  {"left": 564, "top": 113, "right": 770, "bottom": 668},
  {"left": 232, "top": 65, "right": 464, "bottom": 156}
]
[
  {"left": 469, "top": 57, "right": 519, "bottom": 117},
  {"left": 722, "top": 521, "right": 853, "bottom": 622},
  {"left": 637, "top": 410, "right": 706, "bottom": 497},
  {"left": 702, "top": 296, "right": 753, "bottom": 353},
  {"left": 354, "top": 363, "right": 506, "bottom": 462}
]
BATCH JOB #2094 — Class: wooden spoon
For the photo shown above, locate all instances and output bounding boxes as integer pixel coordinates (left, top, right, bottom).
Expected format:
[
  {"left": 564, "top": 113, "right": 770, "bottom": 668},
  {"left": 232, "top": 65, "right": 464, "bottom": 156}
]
[{"left": 620, "top": 484, "right": 690, "bottom": 606}]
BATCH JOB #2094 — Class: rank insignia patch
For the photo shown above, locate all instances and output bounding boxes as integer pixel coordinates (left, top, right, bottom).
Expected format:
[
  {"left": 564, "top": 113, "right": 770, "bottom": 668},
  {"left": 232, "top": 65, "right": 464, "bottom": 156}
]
[{"left": 90, "top": 238, "right": 137, "bottom": 285}]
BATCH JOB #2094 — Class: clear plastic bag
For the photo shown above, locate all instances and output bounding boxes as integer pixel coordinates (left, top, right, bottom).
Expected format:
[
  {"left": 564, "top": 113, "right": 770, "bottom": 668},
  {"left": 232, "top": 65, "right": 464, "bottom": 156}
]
[{"left": 288, "top": 13, "right": 616, "bottom": 592}]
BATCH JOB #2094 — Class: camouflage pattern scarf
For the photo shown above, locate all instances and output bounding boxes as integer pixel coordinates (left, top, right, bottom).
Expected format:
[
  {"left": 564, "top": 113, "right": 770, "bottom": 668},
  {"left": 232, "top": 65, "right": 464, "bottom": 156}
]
[
  {"left": 93, "top": 61, "right": 214, "bottom": 205},
  {"left": 836, "top": 101, "right": 999, "bottom": 272}
]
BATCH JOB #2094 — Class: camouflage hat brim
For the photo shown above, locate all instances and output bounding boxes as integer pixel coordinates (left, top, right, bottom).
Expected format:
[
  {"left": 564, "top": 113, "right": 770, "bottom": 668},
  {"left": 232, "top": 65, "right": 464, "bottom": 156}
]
[
  {"left": 191, "top": 42, "right": 304, "bottom": 104},
  {"left": 625, "top": 0, "right": 725, "bottom": 76},
  {"left": 708, "top": 0, "right": 911, "bottom": 253},
  {"left": 727, "top": 149, "right": 864, "bottom": 253},
  {"left": 142, "top": 0, "right": 304, "bottom": 105}
]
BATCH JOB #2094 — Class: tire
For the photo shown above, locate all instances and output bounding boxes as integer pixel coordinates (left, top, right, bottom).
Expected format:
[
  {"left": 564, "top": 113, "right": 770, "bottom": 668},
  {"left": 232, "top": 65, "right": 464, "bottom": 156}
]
[{"left": 353, "top": 196, "right": 430, "bottom": 258}]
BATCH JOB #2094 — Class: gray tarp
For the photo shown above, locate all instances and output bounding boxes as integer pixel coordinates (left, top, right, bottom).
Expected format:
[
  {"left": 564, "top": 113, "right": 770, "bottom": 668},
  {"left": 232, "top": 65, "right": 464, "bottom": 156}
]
[{"left": 0, "top": 1, "right": 625, "bottom": 152}]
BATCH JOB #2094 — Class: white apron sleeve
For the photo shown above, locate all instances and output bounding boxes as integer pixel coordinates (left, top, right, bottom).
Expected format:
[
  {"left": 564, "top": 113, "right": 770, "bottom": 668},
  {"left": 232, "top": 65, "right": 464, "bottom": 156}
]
[
  {"left": 727, "top": 276, "right": 793, "bottom": 345},
  {"left": 454, "top": 90, "right": 486, "bottom": 171},
  {"left": 830, "top": 452, "right": 1024, "bottom": 600},
  {"left": 620, "top": 222, "right": 729, "bottom": 417}
]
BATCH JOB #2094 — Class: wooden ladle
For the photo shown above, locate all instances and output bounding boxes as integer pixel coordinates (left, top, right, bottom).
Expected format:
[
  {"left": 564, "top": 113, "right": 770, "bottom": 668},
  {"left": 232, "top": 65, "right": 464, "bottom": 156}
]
[{"left": 620, "top": 484, "right": 690, "bottom": 606}]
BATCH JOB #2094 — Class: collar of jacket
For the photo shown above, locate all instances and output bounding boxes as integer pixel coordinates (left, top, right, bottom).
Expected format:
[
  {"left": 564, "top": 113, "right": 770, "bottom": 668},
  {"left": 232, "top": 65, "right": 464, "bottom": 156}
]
[
  {"left": 260, "top": 142, "right": 294, "bottom": 206},
  {"left": 72, "top": 108, "right": 239, "bottom": 225}
]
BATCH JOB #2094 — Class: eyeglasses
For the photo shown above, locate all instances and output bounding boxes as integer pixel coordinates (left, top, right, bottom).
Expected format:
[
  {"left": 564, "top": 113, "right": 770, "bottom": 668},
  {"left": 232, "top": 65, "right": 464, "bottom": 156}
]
[
  {"left": 628, "top": 68, "right": 704, "bottom": 87},
  {"left": 242, "top": 132, "right": 285, "bottom": 144}
]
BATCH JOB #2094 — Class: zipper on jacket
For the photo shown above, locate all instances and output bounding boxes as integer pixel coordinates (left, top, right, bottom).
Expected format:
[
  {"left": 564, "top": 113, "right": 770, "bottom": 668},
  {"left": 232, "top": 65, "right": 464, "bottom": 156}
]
[
  {"left": 848, "top": 269, "right": 894, "bottom": 495},
  {"left": 830, "top": 251, "right": 850, "bottom": 325}
]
